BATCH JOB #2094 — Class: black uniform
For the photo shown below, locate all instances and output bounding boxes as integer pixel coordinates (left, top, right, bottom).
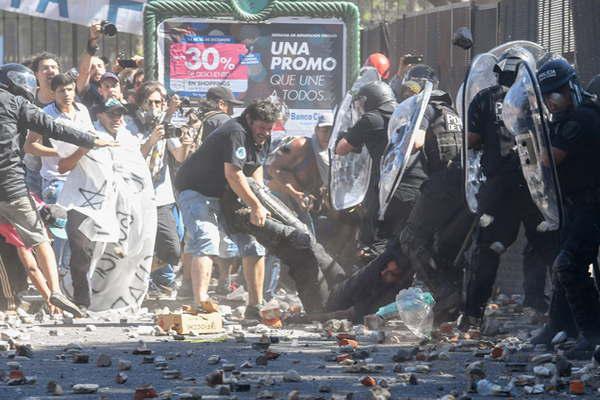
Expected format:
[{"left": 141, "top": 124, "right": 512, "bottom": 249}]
[
  {"left": 175, "top": 117, "right": 270, "bottom": 198},
  {"left": 0, "top": 89, "right": 97, "bottom": 202},
  {"left": 464, "top": 86, "right": 558, "bottom": 319},
  {"left": 546, "top": 97, "right": 600, "bottom": 339},
  {"left": 344, "top": 108, "right": 393, "bottom": 245},
  {"left": 397, "top": 91, "right": 470, "bottom": 314}
]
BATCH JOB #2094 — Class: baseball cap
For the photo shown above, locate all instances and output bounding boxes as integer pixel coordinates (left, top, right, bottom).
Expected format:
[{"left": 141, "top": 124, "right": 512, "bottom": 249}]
[
  {"left": 207, "top": 86, "right": 243, "bottom": 105},
  {"left": 93, "top": 98, "right": 127, "bottom": 116},
  {"left": 316, "top": 112, "right": 334, "bottom": 128},
  {"left": 100, "top": 72, "right": 120, "bottom": 84},
  {"left": 39, "top": 204, "right": 68, "bottom": 240}
]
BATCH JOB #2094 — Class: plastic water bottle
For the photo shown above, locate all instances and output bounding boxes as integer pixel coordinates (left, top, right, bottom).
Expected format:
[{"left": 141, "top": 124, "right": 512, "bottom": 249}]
[{"left": 394, "top": 287, "right": 436, "bottom": 338}]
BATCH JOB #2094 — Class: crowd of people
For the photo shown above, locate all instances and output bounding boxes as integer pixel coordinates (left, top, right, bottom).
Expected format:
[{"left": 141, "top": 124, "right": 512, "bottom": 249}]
[{"left": 1, "top": 20, "right": 600, "bottom": 362}]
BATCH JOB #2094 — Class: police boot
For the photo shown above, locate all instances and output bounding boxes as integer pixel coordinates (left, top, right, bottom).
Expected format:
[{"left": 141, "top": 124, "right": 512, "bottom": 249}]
[
  {"left": 531, "top": 281, "right": 578, "bottom": 347},
  {"left": 554, "top": 250, "right": 600, "bottom": 359},
  {"left": 529, "top": 324, "right": 560, "bottom": 347},
  {"left": 564, "top": 334, "right": 600, "bottom": 360},
  {"left": 456, "top": 313, "right": 482, "bottom": 332}
]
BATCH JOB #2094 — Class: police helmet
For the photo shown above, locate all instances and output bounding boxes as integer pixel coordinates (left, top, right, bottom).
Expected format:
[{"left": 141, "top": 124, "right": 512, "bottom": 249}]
[
  {"left": 537, "top": 57, "right": 578, "bottom": 94},
  {"left": 0, "top": 63, "right": 37, "bottom": 102},
  {"left": 537, "top": 57, "right": 583, "bottom": 109},
  {"left": 355, "top": 81, "right": 396, "bottom": 112},
  {"left": 364, "top": 53, "right": 391, "bottom": 80},
  {"left": 402, "top": 64, "right": 439, "bottom": 90},
  {"left": 493, "top": 46, "right": 536, "bottom": 87}
]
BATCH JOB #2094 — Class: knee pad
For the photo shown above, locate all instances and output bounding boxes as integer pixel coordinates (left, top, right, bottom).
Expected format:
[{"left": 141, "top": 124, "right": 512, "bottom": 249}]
[
  {"left": 552, "top": 250, "right": 575, "bottom": 273},
  {"left": 489, "top": 241, "right": 506, "bottom": 254}
]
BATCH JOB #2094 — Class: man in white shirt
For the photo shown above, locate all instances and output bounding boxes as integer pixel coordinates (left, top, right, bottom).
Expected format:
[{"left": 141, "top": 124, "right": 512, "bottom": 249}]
[
  {"left": 56, "top": 98, "right": 156, "bottom": 312},
  {"left": 36, "top": 75, "right": 95, "bottom": 273}
]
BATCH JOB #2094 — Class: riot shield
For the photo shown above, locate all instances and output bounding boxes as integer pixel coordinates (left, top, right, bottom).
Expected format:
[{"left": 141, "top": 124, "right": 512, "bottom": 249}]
[
  {"left": 462, "top": 41, "right": 546, "bottom": 214},
  {"left": 462, "top": 53, "right": 498, "bottom": 213},
  {"left": 502, "top": 62, "right": 563, "bottom": 230},
  {"left": 328, "top": 67, "right": 380, "bottom": 210},
  {"left": 378, "top": 81, "right": 433, "bottom": 220}
]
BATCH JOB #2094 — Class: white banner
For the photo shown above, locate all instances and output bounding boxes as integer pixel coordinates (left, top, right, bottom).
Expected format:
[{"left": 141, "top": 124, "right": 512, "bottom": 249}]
[{"left": 0, "top": 0, "right": 146, "bottom": 35}]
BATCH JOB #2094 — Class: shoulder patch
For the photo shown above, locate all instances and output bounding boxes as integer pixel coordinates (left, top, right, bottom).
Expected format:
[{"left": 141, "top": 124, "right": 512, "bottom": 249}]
[{"left": 235, "top": 147, "right": 247, "bottom": 160}]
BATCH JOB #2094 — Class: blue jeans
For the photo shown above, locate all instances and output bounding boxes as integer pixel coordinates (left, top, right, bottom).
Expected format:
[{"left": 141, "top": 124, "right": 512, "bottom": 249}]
[
  {"left": 264, "top": 254, "right": 281, "bottom": 301},
  {"left": 178, "top": 190, "right": 264, "bottom": 257},
  {"left": 25, "top": 166, "right": 42, "bottom": 198},
  {"left": 42, "top": 178, "right": 70, "bottom": 271}
]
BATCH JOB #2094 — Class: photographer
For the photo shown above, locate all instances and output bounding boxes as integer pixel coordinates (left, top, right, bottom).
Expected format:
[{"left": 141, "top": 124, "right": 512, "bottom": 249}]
[{"left": 134, "top": 81, "right": 192, "bottom": 293}]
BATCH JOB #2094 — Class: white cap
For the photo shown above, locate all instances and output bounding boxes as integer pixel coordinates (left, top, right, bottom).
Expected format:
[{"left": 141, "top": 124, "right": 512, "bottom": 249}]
[{"left": 316, "top": 112, "right": 334, "bottom": 127}]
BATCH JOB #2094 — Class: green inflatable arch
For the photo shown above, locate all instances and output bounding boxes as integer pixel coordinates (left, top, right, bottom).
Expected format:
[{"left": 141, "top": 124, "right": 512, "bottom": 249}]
[{"left": 143, "top": 0, "right": 361, "bottom": 89}]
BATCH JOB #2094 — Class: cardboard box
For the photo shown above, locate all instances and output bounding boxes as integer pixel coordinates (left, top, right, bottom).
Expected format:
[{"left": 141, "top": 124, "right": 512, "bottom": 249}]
[{"left": 156, "top": 312, "right": 223, "bottom": 335}]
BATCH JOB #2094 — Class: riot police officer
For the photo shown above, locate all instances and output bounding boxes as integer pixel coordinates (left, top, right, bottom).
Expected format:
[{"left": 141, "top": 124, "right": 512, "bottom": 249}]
[
  {"left": 380, "top": 67, "right": 443, "bottom": 239},
  {"left": 335, "top": 81, "right": 398, "bottom": 246},
  {"left": 531, "top": 58, "right": 600, "bottom": 359},
  {"left": 395, "top": 82, "right": 470, "bottom": 319},
  {"left": 460, "top": 48, "right": 559, "bottom": 329}
]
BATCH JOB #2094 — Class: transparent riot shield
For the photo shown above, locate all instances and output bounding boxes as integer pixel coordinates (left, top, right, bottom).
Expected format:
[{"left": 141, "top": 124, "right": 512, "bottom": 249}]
[
  {"left": 461, "top": 53, "right": 498, "bottom": 214},
  {"left": 378, "top": 81, "right": 433, "bottom": 220},
  {"left": 462, "top": 40, "right": 546, "bottom": 214},
  {"left": 502, "top": 62, "right": 563, "bottom": 230},
  {"left": 328, "top": 67, "right": 380, "bottom": 210}
]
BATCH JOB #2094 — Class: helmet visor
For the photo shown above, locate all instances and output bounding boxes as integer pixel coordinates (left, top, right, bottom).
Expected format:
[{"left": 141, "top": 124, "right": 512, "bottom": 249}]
[{"left": 7, "top": 70, "right": 37, "bottom": 97}]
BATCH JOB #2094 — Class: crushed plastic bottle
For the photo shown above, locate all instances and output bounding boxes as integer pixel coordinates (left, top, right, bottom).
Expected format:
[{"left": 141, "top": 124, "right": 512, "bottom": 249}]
[
  {"left": 394, "top": 287, "right": 435, "bottom": 338},
  {"left": 476, "top": 379, "right": 513, "bottom": 396},
  {"left": 372, "top": 287, "right": 435, "bottom": 337}
]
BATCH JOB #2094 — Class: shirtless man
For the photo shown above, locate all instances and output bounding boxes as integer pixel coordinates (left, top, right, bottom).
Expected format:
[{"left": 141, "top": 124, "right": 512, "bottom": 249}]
[{"left": 267, "top": 112, "right": 333, "bottom": 214}]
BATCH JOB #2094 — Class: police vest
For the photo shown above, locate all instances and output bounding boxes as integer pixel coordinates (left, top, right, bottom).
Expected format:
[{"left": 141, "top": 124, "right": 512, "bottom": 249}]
[{"left": 423, "top": 93, "right": 463, "bottom": 173}]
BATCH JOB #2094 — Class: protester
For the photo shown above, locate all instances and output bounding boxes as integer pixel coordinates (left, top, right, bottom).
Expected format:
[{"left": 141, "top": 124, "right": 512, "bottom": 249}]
[
  {"left": 267, "top": 112, "right": 333, "bottom": 215},
  {"left": 56, "top": 98, "right": 155, "bottom": 312},
  {"left": 175, "top": 100, "right": 277, "bottom": 318},
  {"left": 0, "top": 63, "right": 115, "bottom": 316},
  {"left": 203, "top": 86, "right": 244, "bottom": 139},
  {"left": 0, "top": 200, "right": 68, "bottom": 314},
  {"left": 29, "top": 74, "right": 95, "bottom": 275},
  {"left": 23, "top": 52, "right": 61, "bottom": 197}
]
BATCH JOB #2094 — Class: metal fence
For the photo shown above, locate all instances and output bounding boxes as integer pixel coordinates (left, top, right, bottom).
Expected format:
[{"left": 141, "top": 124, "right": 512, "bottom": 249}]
[
  {"left": 0, "top": 10, "right": 142, "bottom": 70},
  {"left": 361, "top": 0, "right": 594, "bottom": 97},
  {"left": 571, "top": 0, "right": 600, "bottom": 85}
]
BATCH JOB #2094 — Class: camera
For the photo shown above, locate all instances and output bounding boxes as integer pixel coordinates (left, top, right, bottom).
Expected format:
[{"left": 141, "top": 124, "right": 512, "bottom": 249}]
[
  {"left": 180, "top": 96, "right": 191, "bottom": 108},
  {"left": 100, "top": 20, "right": 117, "bottom": 37},
  {"left": 403, "top": 55, "right": 424, "bottom": 65},
  {"left": 163, "top": 123, "right": 183, "bottom": 139}
]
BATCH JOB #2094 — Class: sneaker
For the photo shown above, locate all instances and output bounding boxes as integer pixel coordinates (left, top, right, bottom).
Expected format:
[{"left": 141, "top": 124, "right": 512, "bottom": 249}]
[{"left": 49, "top": 292, "right": 84, "bottom": 318}]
